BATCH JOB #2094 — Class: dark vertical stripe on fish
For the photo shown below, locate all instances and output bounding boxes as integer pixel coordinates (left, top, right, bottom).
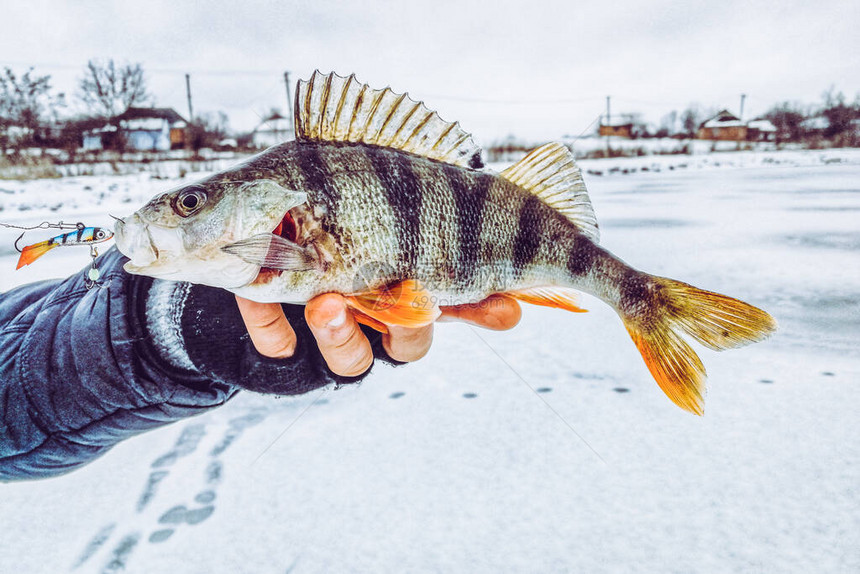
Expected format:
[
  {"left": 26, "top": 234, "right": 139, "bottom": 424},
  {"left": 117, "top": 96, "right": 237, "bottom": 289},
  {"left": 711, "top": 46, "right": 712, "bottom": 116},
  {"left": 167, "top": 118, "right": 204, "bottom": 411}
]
[
  {"left": 567, "top": 237, "right": 598, "bottom": 277},
  {"left": 513, "top": 195, "right": 542, "bottom": 276},
  {"left": 619, "top": 268, "right": 662, "bottom": 315},
  {"left": 295, "top": 142, "right": 338, "bottom": 210},
  {"left": 368, "top": 148, "right": 421, "bottom": 270},
  {"left": 445, "top": 165, "right": 488, "bottom": 284}
]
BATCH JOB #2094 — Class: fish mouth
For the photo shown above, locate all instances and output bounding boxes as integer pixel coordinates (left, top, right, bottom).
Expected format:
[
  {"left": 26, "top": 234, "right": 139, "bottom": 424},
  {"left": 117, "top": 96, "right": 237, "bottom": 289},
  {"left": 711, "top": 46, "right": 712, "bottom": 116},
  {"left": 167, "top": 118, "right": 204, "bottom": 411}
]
[{"left": 114, "top": 214, "right": 159, "bottom": 268}]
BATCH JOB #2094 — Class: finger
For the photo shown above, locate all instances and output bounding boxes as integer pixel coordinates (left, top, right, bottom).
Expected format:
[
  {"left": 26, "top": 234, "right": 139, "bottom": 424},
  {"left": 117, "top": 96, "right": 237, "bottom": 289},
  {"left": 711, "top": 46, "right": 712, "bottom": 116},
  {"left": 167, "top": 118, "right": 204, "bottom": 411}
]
[
  {"left": 305, "top": 293, "right": 373, "bottom": 377},
  {"left": 438, "top": 294, "right": 522, "bottom": 330},
  {"left": 383, "top": 324, "right": 434, "bottom": 362},
  {"left": 235, "top": 295, "right": 297, "bottom": 359}
]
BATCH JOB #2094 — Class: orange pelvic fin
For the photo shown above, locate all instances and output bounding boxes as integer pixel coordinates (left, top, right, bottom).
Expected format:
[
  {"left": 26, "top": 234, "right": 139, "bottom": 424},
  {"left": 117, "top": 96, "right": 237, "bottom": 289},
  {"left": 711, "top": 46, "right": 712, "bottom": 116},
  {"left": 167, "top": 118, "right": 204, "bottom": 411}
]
[
  {"left": 508, "top": 286, "right": 587, "bottom": 313},
  {"left": 346, "top": 279, "right": 441, "bottom": 330},
  {"left": 16, "top": 241, "right": 58, "bottom": 269},
  {"left": 351, "top": 309, "right": 390, "bottom": 334}
]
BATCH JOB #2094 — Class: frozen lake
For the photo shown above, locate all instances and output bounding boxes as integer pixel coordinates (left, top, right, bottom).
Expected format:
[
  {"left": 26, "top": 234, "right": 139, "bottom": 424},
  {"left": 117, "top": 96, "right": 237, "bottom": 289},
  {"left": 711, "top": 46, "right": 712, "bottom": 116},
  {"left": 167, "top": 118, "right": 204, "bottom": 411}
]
[{"left": 1, "top": 149, "right": 858, "bottom": 573}]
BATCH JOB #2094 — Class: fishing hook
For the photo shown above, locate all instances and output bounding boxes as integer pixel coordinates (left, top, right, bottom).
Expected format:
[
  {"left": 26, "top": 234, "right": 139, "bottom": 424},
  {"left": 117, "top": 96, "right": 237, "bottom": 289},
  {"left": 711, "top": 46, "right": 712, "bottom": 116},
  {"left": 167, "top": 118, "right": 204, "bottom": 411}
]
[{"left": 84, "top": 244, "right": 103, "bottom": 290}]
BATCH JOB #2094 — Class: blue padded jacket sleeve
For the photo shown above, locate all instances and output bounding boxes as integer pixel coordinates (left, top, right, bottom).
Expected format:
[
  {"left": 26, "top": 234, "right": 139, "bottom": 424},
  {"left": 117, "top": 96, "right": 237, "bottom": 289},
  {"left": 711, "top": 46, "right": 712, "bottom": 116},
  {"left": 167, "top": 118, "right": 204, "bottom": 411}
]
[
  {"left": 0, "top": 248, "right": 393, "bottom": 481},
  {"left": 0, "top": 249, "right": 239, "bottom": 481}
]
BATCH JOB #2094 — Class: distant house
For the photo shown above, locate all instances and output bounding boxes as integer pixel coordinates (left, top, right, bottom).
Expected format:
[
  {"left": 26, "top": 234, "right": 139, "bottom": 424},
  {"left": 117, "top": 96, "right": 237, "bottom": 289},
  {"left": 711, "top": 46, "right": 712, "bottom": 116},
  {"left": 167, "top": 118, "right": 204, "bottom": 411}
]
[
  {"left": 800, "top": 115, "right": 830, "bottom": 137},
  {"left": 252, "top": 112, "right": 294, "bottom": 148},
  {"left": 599, "top": 116, "right": 634, "bottom": 138},
  {"left": 746, "top": 119, "right": 777, "bottom": 142},
  {"left": 117, "top": 107, "right": 187, "bottom": 151},
  {"left": 82, "top": 124, "right": 117, "bottom": 151},
  {"left": 83, "top": 107, "right": 188, "bottom": 151},
  {"left": 697, "top": 110, "right": 747, "bottom": 141}
]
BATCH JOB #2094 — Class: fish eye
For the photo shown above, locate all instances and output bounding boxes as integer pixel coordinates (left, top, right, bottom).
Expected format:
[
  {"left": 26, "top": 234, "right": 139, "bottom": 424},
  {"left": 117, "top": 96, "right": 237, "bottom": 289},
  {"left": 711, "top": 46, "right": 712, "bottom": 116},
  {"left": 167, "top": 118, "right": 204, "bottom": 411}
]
[
  {"left": 96, "top": 230, "right": 105, "bottom": 238},
  {"left": 174, "top": 186, "right": 207, "bottom": 217}
]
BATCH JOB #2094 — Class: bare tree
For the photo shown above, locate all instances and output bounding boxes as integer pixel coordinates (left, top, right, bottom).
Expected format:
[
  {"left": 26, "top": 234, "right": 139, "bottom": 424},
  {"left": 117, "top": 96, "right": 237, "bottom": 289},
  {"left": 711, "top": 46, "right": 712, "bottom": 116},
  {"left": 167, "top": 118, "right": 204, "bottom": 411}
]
[
  {"left": 0, "top": 67, "right": 64, "bottom": 152},
  {"left": 681, "top": 105, "right": 702, "bottom": 138},
  {"left": 765, "top": 102, "right": 806, "bottom": 143},
  {"left": 657, "top": 110, "right": 678, "bottom": 138},
  {"left": 820, "top": 86, "right": 857, "bottom": 141},
  {"left": 78, "top": 59, "right": 150, "bottom": 120},
  {"left": 188, "top": 111, "right": 231, "bottom": 151}
]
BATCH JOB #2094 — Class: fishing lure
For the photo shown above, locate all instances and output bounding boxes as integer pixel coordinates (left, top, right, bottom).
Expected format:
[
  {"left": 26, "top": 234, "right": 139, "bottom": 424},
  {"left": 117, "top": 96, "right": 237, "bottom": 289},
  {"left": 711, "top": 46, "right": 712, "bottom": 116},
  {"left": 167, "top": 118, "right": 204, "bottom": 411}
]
[
  {"left": 0, "top": 220, "right": 114, "bottom": 289},
  {"left": 15, "top": 223, "right": 113, "bottom": 270}
]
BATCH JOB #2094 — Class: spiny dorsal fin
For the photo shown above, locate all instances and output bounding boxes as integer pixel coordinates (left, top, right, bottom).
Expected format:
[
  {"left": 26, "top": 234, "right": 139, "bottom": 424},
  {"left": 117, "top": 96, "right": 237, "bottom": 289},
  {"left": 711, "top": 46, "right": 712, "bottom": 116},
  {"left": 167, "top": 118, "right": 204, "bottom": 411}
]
[
  {"left": 295, "top": 71, "right": 483, "bottom": 169},
  {"left": 500, "top": 142, "right": 599, "bottom": 242}
]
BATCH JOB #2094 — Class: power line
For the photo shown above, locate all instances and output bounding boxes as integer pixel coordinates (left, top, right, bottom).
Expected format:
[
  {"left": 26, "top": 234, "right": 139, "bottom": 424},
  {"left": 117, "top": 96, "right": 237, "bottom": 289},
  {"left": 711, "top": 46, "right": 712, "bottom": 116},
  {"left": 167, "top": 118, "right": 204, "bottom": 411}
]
[
  {"left": 0, "top": 60, "right": 282, "bottom": 77},
  {"left": 423, "top": 93, "right": 605, "bottom": 105}
]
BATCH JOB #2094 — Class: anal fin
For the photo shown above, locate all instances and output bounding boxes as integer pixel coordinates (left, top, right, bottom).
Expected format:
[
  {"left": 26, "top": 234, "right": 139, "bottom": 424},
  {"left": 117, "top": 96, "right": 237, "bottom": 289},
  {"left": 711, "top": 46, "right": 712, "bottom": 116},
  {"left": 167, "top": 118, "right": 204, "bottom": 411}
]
[{"left": 507, "top": 286, "right": 587, "bottom": 313}]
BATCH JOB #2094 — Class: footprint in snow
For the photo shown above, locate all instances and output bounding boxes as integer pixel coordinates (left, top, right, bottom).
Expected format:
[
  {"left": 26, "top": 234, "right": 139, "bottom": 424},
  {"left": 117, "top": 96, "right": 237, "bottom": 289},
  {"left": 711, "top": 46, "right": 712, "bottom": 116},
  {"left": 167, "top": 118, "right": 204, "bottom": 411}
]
[
  {"left": 150, "top": 499, "right": 216, "bottom": 544},
  {"left": 151, "top": 424, "right": 206, "bottom": 468},
  {"left": 72, "top": 523, "right": 115, "bottom": 569},
  {"left": 136, "top": 470, "right": 169, "bottom": 512},
  {"left": 100, "top": 532, "right": 141, "bottom": 573}
]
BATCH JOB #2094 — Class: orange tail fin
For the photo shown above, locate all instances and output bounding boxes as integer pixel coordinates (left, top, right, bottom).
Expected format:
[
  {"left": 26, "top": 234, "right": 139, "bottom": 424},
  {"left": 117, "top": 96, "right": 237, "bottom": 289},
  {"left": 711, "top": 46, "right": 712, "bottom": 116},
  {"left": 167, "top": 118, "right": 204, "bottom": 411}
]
[
  {"left": 16, "top": 241, "right": 58, "bottom": 269},
  {"left": 623, "top": 276, "right": 777, "bottom": 415}
]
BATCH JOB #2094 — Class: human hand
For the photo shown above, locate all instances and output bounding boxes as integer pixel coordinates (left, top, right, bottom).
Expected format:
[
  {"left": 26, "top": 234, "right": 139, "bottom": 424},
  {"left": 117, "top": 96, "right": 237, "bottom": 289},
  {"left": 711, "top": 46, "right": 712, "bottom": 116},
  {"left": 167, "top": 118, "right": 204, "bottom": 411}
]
[{"left": 235, "top": 293, "right": 521, "bottom": 377}]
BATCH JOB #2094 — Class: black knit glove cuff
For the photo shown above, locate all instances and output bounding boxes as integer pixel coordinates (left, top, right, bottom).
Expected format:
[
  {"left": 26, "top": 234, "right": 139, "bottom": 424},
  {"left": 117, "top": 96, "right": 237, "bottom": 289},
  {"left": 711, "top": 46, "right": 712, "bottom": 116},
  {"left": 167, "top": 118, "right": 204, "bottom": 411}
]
[{"left": 143, "top": 280, "right": 394, "bottom": 395}]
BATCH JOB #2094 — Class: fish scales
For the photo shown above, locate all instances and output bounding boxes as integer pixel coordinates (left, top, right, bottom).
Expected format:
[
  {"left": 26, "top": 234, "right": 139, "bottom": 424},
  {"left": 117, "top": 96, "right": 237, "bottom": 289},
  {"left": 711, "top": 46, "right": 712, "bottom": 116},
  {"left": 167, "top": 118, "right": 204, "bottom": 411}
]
[
  {"left": 262, "top": 141, "right": 585, "bottom": 302},
  {"left": 115, "top": 71, "right": 777, "bottom": 415}
]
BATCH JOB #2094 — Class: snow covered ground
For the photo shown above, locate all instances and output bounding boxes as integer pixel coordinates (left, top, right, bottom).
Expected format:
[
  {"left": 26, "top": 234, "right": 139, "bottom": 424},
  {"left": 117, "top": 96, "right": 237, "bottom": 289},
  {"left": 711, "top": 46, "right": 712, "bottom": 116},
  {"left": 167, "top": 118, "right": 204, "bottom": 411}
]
[{"left": 1, "top": 149, "right": 858, "bottom": 573}]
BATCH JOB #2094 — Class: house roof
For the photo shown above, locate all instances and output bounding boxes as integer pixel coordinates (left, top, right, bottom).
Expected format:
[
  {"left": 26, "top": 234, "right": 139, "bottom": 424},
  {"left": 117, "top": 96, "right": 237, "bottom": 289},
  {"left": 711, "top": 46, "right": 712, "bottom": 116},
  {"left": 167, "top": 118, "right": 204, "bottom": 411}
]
[
  {"left": 116, "top": 107, "right": 186, "bottom": 124},
  {"left": 601, "top": 115, "right": 634, "bottom": 128},
  {"left": 747, "top": 119, "right": 777, "bottom": 132},
  {"left": 800, "top": 116, "right": 830, "bottom": 130},
  {"left": 702, "top": 109, "right": 745, "bottom": 129},
  {"left": 254, "top": 112, "right": 293, "bottom": 134}
]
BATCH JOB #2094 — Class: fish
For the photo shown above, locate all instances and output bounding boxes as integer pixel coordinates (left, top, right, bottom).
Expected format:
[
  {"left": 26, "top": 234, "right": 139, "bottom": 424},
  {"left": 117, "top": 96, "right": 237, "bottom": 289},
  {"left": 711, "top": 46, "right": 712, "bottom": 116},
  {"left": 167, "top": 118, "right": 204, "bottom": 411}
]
[
  {"left": 114, "top": 71, "right": 777, "bottom": 415},
  {"left": 16, "top": 226, "right": 113, "bottom": 269}
]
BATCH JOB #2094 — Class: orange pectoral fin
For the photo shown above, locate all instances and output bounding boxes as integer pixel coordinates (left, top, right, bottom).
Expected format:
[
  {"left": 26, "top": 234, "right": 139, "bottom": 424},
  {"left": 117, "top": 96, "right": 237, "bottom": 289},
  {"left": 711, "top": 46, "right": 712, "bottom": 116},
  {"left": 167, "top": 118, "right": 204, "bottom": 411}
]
[
  {"left": 507, "top": 287, "right": 588, "bottom": 313},
  {"left": 16, "top": 241, "right": 57, "bottom": 270},
  {"left": 346, "top": 280, "right": 442, "bottom": 330}
]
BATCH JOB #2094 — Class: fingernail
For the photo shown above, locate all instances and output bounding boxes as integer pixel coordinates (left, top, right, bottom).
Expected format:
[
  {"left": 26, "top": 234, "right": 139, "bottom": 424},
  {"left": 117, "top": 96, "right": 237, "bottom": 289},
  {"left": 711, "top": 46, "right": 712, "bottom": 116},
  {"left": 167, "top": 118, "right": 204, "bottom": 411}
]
[{"left": 327, "top": 309, "right": 346, "bottom": 328}]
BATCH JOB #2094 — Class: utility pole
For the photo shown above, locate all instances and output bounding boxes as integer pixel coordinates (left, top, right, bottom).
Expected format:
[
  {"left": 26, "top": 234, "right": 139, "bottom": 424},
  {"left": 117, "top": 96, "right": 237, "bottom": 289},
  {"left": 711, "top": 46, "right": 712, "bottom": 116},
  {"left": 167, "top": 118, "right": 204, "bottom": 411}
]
[
  {"left": 739, "top": 93, "right": 746, "bottom": 120},
  {"left": 284, "top": 72, "right": 293, "bottom": 121},
  {"left": 604, "top": 95, "right": 611, "bottom": 155},
  {"left": 185, "top": 74, "right": 194, "bottom": 153},
  {"left": 185, "top": 74, "right": 194, "bottom": 122}
]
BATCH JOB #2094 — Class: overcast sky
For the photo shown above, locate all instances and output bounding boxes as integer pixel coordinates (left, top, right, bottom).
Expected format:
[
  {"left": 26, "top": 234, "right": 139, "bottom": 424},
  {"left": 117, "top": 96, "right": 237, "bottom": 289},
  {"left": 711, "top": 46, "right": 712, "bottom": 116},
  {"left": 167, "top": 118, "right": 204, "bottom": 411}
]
[{"left": 1, "top": 0, "right": 857, "bottom": 142}]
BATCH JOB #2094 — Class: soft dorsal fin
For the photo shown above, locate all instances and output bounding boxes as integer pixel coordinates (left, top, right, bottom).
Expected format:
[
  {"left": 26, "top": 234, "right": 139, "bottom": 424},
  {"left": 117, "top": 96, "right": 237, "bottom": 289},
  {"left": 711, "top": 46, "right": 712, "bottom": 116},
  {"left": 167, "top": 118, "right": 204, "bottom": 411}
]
[
  {"left": 294, "top": 71, "right": 484, "bottom": 169},
  {"left": 500, "top": 143, "right": 599, "bottom": 242}
]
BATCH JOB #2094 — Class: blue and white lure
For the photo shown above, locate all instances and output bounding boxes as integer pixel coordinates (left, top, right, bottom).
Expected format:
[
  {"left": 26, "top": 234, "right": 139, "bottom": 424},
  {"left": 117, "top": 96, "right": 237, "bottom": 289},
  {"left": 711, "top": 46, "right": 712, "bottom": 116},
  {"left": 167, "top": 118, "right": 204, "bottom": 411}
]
[{"left": 5, "top": 221, "right": 114, "bottom": 288}]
